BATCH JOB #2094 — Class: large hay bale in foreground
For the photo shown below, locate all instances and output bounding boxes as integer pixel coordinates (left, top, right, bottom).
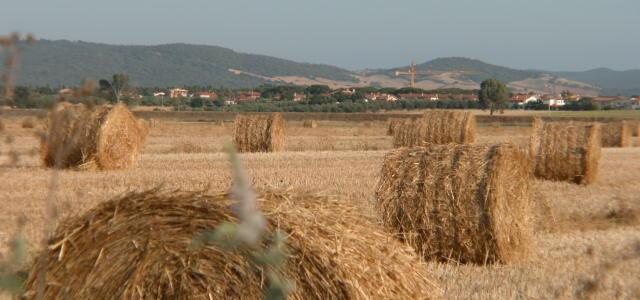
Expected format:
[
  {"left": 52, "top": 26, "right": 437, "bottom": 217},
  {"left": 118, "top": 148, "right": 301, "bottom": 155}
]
[
  {"left": 234, "top": 113, "right": 286, "bottom": 152},
  {"left": 530, "top": 121, "right": 601, "bottom": 184},
  {"left": 601, "top": 121, "right": 631, "bottom": 147},
  {"left": 376, "top": 144, "right": 533, "bottom": 264},
  {"left": 24, "top": 189, "right": 439, "bottom": 299},
  {"left": 302, "top": 119, "right": 318, "bottom": 128},
  {"left": 40, "top": 102, "right": 149, "bottom": 170},
  {"left": 392, "top": 111, "right": 475, "bottom": 147}
]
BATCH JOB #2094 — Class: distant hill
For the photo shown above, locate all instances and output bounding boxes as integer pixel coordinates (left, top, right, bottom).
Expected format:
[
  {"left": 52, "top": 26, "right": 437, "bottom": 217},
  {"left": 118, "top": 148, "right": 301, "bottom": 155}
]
[
  {"left": 362, "top": 57, "right": 600, "bottom": 95},
  {"left": 9, "top": 39, "right": 357, "bottom": 88},
  {"left": 381, "top": 57, "right": 542, "bottom": 83},
  {"left": 554, "top": 68, "right": 640, "bottom": 96},
  {"left": 5, "top": 40, "right": 639, "bottom": 95}
]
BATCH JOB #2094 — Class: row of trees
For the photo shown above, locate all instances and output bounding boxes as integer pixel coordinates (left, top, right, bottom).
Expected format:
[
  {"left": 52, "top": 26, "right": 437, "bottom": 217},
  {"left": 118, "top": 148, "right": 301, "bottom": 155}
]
[{"left": 5, "top": 74, "right": 606, "bottom": 113}]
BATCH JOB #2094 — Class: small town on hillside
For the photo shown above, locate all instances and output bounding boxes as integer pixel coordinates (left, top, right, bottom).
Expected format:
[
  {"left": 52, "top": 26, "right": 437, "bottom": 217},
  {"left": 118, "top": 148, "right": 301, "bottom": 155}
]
[{"left": 48, "top": 83, "right": 640, "bottom": 111}]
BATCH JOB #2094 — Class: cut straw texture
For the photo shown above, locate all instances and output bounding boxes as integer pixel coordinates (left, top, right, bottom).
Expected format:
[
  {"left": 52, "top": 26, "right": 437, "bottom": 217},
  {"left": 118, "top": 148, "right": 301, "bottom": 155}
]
[
  {"left": 40, "top": 102, "right": 149, "bottom": 170},
  {"left": 600, "top": 121, "right": 632, "bottom": 148},
  {"left": 530, "top": 120, "right": 601, "bottom": 185},
  {"left": 376, "top": 143, "right": 533, "bottom": 264},
  {"left": 630, "top": 121, "right": 640, "bottom": 137},
  {"left": 24, "top": 189, "right": 439, "bottom": 300},
  {"left": 387, "top": 118, "right": 405, "bottom": 136},
  {"left": 392, "top": 111, "right": 475, "bottom": 147},
  {"left": 234, "top": 113, "right": 286, "bottom": 152}
]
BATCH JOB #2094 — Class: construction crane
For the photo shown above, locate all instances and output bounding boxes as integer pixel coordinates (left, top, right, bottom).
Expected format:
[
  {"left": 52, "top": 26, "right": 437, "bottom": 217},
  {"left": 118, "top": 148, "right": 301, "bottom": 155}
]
[{"left": 395, "top": 61, "right": 430, "bottom": 88}]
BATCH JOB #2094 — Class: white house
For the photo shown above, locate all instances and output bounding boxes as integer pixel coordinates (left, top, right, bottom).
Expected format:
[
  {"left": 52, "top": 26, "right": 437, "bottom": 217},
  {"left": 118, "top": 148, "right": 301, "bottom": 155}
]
[{"left": 543, "top": 98, "right": 565, "bottom": 107}]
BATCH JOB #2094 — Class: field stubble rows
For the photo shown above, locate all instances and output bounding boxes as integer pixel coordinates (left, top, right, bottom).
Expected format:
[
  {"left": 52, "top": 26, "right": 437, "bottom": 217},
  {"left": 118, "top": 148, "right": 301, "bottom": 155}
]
[{"left": 0, "top": 118, "right": 639, "bottom": 299}]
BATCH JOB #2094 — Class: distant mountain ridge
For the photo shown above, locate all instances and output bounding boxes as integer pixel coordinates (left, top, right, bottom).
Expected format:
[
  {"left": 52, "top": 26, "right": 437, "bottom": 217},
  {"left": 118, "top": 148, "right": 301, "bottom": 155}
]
[
  {"left": 10, "top": 39, "right": 356, "bottom": 87},
  {"left": 5, "top": 40, "right": 639, "bottom": 95}
]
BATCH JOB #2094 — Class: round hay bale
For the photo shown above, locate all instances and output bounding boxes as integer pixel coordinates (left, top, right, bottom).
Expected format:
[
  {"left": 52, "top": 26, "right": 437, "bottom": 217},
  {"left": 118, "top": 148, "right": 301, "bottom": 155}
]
[
  {"left": 386, "top": 118, "right": 405, "bottom": 136},
  {"left": 233, "top": 113, "right": 286, "bottom": 152},
  {"left": 392, "top": 111, "right": 475, "bottom": 147},
  {"left": 531, "top": 120, "right": 601, "bottom": 184},
  {"left": 137, "top": 118, "right": 150, "bottom": 146},
  {"left": 376, "top": 143, "right": 533, "bottom": 264},
  {"left": 24, "top": 189, "right": 440, "bottom": 299},
  {"left": 40, "top": 102, "right": 89, "bottom": 168},
  {"left": 21, "top": 117, "right": 35, "bottom": 129},
  {"left": 630, "top": 120, "right": 640, "bottom": 137},
  {"left": 601, "top": 121, "right": 632, "bottom": 148},
  {"left": 302, "top": 119, "right": 317, "bottom": 128},
  {"left": 40, "top": 102, "right": 148, "bottom": 170}
]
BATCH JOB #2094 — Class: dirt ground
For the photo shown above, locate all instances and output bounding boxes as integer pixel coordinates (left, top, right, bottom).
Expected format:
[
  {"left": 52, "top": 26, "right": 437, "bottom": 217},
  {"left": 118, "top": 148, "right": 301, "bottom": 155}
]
[{"left": 0, "top": 117, "right": 639, "bottom": 299}]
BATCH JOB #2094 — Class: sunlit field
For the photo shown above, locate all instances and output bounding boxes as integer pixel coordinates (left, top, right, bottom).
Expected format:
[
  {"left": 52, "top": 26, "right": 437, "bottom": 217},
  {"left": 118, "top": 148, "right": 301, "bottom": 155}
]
[{"left": 0, "top": 114, "right": 639, "bottom": 299}]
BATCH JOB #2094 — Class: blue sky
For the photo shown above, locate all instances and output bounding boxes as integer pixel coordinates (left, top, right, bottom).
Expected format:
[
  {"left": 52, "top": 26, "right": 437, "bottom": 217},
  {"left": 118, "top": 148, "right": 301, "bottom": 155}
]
[{"left": 1, "top": 0, "right": 639, "bottom": 71}]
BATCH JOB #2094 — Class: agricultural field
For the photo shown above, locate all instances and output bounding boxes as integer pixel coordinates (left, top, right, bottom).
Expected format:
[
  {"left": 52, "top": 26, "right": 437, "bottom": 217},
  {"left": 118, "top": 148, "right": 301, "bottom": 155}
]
[{"left": 0, "top": 114, "right": 639, "bottom": 299}]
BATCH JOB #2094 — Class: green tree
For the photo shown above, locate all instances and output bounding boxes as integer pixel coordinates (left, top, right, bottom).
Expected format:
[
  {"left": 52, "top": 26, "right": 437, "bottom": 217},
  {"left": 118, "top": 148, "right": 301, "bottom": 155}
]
[
  {"left": 305, "top": 85, "right": 331, "bottom": 95},
  {"left": 478, "top": 79, "right": 509, "bottom": 115},
  {"left": 561, "top": 90, "right": 574, "bottom": 101},
  {"left": 99, "top": 73, "right": 129, "bottom": 102}
]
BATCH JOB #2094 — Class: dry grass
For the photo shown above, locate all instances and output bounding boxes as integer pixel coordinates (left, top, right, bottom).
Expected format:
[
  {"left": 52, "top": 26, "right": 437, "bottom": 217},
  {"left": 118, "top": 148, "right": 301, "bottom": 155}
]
[
  {"left": 0, "top": 117, "right": 639, "bottom": 299},
  {"left": 376, "top": 144, "right": 533, "bottom": 264}
]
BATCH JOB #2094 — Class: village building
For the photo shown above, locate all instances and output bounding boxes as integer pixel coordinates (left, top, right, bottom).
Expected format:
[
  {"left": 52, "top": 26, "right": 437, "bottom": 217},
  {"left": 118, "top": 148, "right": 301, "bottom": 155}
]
[
  {"left": 541, "top": 95, "right": 565, "bottom": 107},
  {"left": 169, "top": 88, "right": 189, "bottom": 98},
  {"left": 364, "top": 92, "right": 399, "bottom": 102},
  {"left": 195, "top": 92, "right": 218, "bottom": 100},
  {"left": 510, "top": 93, "right": 539, "bottom": 106}
]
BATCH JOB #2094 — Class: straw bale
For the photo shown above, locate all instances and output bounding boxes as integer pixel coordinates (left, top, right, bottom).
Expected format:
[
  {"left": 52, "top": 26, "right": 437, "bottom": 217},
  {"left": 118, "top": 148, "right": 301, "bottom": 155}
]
[
  {"left": 600, "top": 121, "right": 631, "bottom": 147},
  {"left": 531, "top": 120, "right": 601, "bottom": 184},
  {"left": 137, "top": 119, "right": 150, "bottom": 146},
  {"left": 376, "top": 143, "right": 533, "bottom": 264},
  {"left": 40, "top": 102, "right": 89, "bottom": 168},
  {"left": 234, "top": 113, "right": 286, "bottom": 152},
  {"left": 40, "top": 102, "right": 148, "bottom": 170},
  {"left": 21, "top": 117, "right": 35, "bottom": 128},
  {"left": 24, "top": 189, "right": 440, "bottom": 299},
  {"left": 392, "top": 111, "right": 475, "bottom": 147},
  {"left": 302, "top": 119, "right": 318, "bottom": 128},
  {"left": 630, "top": 121, "right": 640, "bottom": 137},
  {"left": 386, "top": 118, "right": 405, "bottom": 136}
]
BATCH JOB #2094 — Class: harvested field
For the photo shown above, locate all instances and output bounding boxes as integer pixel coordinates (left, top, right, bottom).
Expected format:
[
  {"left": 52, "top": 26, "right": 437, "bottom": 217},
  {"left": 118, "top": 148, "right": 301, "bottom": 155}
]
[{"left": 0, "top": 115, "right": 639, "bottom": 299}]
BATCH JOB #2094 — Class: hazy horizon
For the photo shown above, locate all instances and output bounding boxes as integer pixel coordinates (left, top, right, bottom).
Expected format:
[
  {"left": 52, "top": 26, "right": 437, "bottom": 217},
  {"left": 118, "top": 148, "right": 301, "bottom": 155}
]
[{"left": 2, "top": 0, "right": 639, "bottom": 72}]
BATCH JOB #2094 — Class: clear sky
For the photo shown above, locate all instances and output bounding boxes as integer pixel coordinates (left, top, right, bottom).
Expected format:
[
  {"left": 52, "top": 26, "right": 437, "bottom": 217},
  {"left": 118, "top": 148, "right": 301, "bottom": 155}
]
[{"left": 1, "top": 0, "right": 639, "bottom": 71}]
